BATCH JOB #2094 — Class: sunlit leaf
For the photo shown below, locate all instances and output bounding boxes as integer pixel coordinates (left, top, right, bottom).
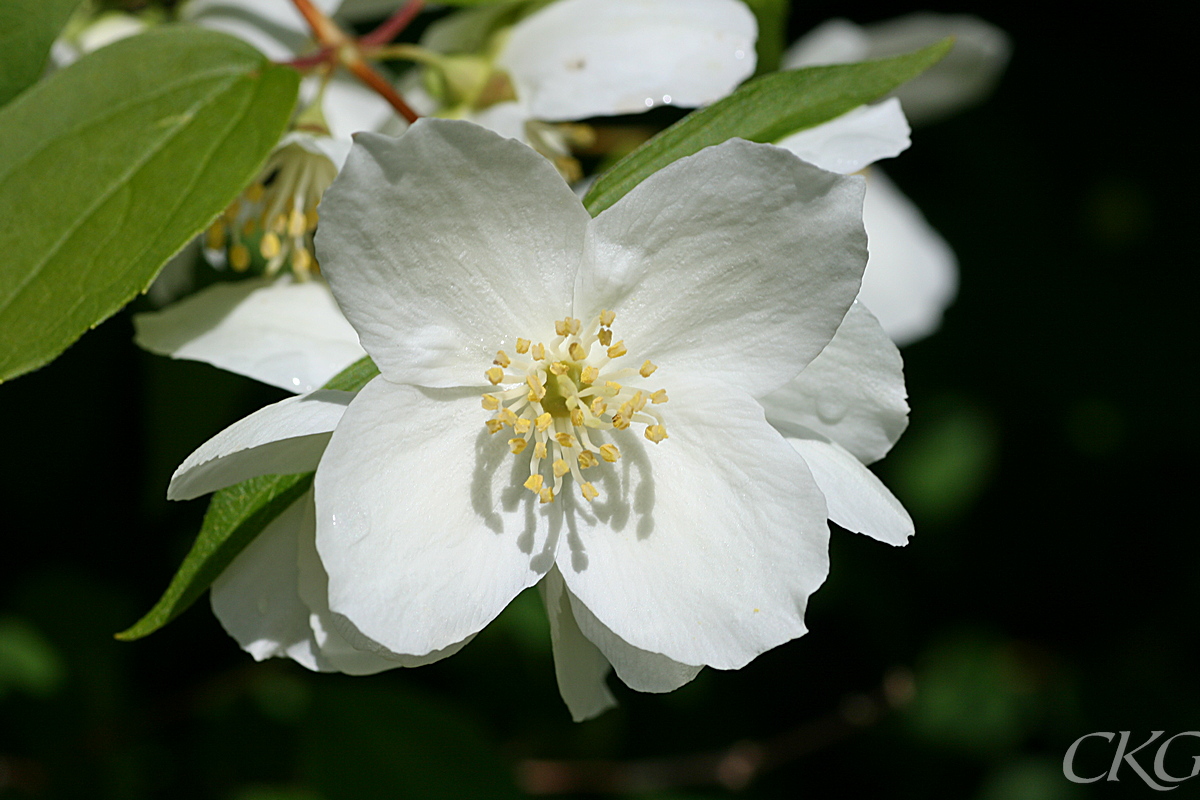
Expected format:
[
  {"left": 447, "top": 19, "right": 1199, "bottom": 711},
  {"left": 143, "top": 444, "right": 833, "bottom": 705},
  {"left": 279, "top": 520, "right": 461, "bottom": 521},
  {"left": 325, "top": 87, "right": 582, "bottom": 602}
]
[
  {"left": 582, "top": 39, "right": 952, "bottom": 216},
  {"left": 0, "top": 25, "right": 299, "bottom": 382}
]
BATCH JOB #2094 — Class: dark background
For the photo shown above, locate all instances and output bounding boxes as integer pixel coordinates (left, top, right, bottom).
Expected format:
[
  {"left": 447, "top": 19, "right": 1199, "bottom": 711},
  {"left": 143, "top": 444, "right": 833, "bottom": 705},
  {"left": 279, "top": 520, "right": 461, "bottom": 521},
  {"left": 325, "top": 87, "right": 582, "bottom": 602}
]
[{"left": 1, "top": 1, "right": 1192, "bottom": 798}]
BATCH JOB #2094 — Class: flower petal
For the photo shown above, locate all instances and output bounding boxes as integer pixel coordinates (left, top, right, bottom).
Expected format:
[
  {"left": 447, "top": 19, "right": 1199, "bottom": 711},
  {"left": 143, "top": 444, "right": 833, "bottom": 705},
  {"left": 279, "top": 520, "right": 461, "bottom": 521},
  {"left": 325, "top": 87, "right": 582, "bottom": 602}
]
[
  {"left": 316, "top": 120, "right": 590, "bottom": 387},
  {"left": 558, "top": 380, "right": 829, "bottom": 670},
  {"left": 169, "top": 390, "right": 353, "bottom": 500},
  {"left": 787, "top": 434, "right": 912, "bottom": 546},
  {"left": 314, "top": 376, "right": 559, "bottom": 657},
  {"left": 758, "top": 302, "right": 907, "bottom": 465},
  {"left": 320, "top": 71, "right": 396, "bottom": 143},
  {"left": 566, "top": 584, "right": 702, "bottom": 694},
  {"left": 775, "top": 98, "right": 910, "bottom": 175},
  {"left": 577, "top": 138, "right": 866, "bottom": 398},
  {"left": 785, "top": 14, "right": 1011, "bottom": 125},
  {"left": 294, "top": 498, "right": 472, "bottom": 674},
  {"left": 134, "top": 277, "right": 366, "bottom": 393},
  {"left": 539, "top": 568, "right": 617, "bottom": 721},
  {"left": 857, "top": 169, "right": 957, "bottom": 345},
  {"left": 499, "top": 0, "right": 756, "bottom": 121},
  {"left": 210, "top": 494, "right": 324, "bottom": 669}
]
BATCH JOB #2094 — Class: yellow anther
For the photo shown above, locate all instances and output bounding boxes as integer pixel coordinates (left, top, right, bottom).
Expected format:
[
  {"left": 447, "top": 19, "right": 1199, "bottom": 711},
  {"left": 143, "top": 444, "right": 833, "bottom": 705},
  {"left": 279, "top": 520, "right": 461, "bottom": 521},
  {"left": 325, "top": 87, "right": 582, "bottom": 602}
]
[
  {"left": 485, "top": 367, "right": 504, "bottom": 385},
  {"left": 640, "top": 360, "right": 658, "bottom": 377},
  {"left": 567, "top": 317, "right": 582, "bottom": 334},
  {"left": 568, "top": 342, "right": 587, "bottom": 361},
  {"left": 535, "top": 413, "right": 553, "bottom": 432},
  {"left": 534, "top": 441, "right": 548, "bottom": 459},
  {"left": 600, "top": 444, "right": 621, "bottom": 462},
  {"left": 245, "top": 183, "right": 264, "bottom": 203},
  {"left": 305, "top": 208, "right": 319, "bottom": 230},
  {"left": 553, "top": 459, "right": 570, "bottom": 478},
  {"left": 292, "top": 247, "right": 312, "bottom": 276},
  {"left": 205, "top": 223, "right": 226, "bottom": 250},
  {"left": 516, "top": 338, "right": 530, "bottom": 354},
  {"left": 607, "top": 340, "right": 627, "bottom": 358},
  {"left": 604, "top": 381, "right": 621, "bottom": 395},
  {"left": 513, "top": 417, "right": 531, "bottom": 435},
  {"left": 486, "top": 419, "right": 505, "bottom": 434},
  {"left": 524, "top": 474, "right": 544, "bottom": 493},
  {"left": 555, "top": 318, "right": 570, "bottom": 336},
  {"left": 578, "top": 451, "right": 599, "bottom": 469},
  {"left": 271, "top": 213, "right": 287, "bottom": 233},
  {"left": 651, "top": 389, "right": 669, "bottom": 404},
  {"left": 611, "top": 413, "right": 630, "bottom": 430},
  {"left": 241, "top": 218, "right": 257, "bottom": 237},
  {"left": 598, "top": 329, "right": 612, "bottom": 346},
  {"left": 509, "top": 438, "right": 528, "bottom": 454},
  {"left": 493, "top": 350, "right": 511, "bottom": 368},
  {"left": 549, "top": 361, "right": 568, "bottom": 375},
  {"left": 526, "top": 374, "right": 546, "bottom": 400},
  {"left": 230, "top": 244, "right": 251, "bottom": 271},
  {"left": 287, "top": 208, "right": 307, "bottom": 237},
  {"left": 599, "top": 309, "right": 615, "bottom": 326},
  {"left": 629, "top": 391, "right": 647, "bottom": 413},
  {"left": 497, "top": 408, "right": 518, "bottom": 426},
  {"left": 531, "top": 343, "right": 546, "bottom": 361},
  {"left": 580, "top": 482, "right": 599, "bottom": 502},
  {"left": 645, "top": 425, "right": 668, "bottom": 443},
  {"left": 481, "top": 394, "right": 500, "bottom": 411},
  {"left": 555, "top": 432, "right": 578, "bottom": 449},
  {"left": 580, "top": 366, "right": 598, "bottom": 384},
  {"left": 570, "top": 407, "right": 584, "bottom": 426},
  {"left": 539, "top": 487, "right": 555, "bottom": 504},
  {"left": 590, "top": 397, "right": 607, "bottom": 416}
]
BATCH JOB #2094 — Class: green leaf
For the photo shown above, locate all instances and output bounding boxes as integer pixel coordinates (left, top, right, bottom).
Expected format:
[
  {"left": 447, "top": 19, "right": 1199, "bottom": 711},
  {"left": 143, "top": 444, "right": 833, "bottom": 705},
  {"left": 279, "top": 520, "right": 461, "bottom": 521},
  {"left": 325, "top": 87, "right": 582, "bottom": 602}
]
[
  {"left": 0, "top": 25, "right": 299, "bottom": 383},
  {"left": 740, "top": 0, "right": 789, "bottom": 74},
  {"left": 582, "top": 39, "right": 953, "bottom": 217},
  {"left": 0, "top": 0, "right": 83, "bottom": 106},
  {"left": 115, "top": 356, "right": 379, "bottom": 641},
  {"left": 116, "top": 473, "right": 313, "bottom": 641}
]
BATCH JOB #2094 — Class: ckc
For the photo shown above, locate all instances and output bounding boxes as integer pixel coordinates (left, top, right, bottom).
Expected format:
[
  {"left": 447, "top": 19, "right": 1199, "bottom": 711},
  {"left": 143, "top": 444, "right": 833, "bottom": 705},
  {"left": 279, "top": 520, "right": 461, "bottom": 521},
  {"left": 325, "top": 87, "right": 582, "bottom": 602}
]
[{"left": 1063, "top": 732, "right": 1200, "bottom": 791}]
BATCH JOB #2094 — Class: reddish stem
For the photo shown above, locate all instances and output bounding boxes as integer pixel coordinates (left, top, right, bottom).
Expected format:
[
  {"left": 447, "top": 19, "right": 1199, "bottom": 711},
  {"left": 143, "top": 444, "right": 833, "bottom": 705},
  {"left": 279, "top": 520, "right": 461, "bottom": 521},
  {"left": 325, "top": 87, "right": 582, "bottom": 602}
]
[
  {"left": 291, "top": 0, "right": 345, "bottom": 46},
  {"left": 284, "top": 47, "right": 335, "bottom": 71},
  {"left": 347, "top": 58, "right": 420, "bottom": 124},
  {"left": 359, "top": 0, "right": 425, "bottom": 47}
]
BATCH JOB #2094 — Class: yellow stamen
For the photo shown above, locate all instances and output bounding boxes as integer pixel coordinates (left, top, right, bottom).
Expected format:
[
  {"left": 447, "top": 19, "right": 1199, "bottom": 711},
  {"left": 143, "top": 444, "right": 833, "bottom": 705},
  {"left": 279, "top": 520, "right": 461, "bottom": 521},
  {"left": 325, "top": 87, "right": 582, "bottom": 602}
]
[
  {"left": 640, "top": 360, "right": 657, "bottom": 377},
  {"left": 651, "top": 389, "right": 669, "bottom": 404},
  {"left": 531, "top": 343, "right": 545, "bottom": 360},
  {"left": 539, "top": 487, "right": 554, "bottom": 504},
  {"left": 590, "top": 397, "right": 607, "bottom": 416},
  {"left": 567, "top": 317, "right": 581, "bottom": 334},
  {"left": 535, "top": 413, "right": 553, "bottom": 432},
  {"left": 524, "top": 474, "right": 544, "bottom": 493},
  {"left": 607, "top": 340, "right": 627, "bottom": 358},
  {"left": 497, "top": 408, "right": 518, "bottom": 426},
  {"left": 552, "top": 459, "right": 570, "bottom": 478},
  {"left": 578, "top": 451, "right": 599, "bottom": 469},
  {"left": 516, "top": 338, "right": 530, "bottom": 354},
  {"left": 600, "top": 444, "right": 620, "bottom": 462},
  {"left": 599, "top": 309, "right": 615, "bottom": 326},
  {"left": 645, "top": 425, "right": 668, "bottom": 443},
  {"left": 534, "top": 441, "right": 547, "bottom": 459},
  {"left": 260, "top": 232, "right": 281, "bottom": 259},
  {"left": 598, "top": 329, "right": 612, "bottom": 346},
  {"left": 580, "top": 366, "right": 598, "bottom": 384},
  {"left": 549, "top": 361, "right": 568, "bottom": 376},
  {"left": 230, "top": 244, "right": 250, "bottom": 271},
  {"left": 555, "top": 432, "right": 578, "bottom": 449},
  {"left": 580, "top": 482, "right": 599, "bottom": 502},
  {"left": 486, "top": 419, "right": 505, "bottom": 434},
  {"left": 611, "top": 413, "right": 630, "bottom": 430},
  {"left": 486, "top": 367, "right": 504, "bottom": 384},
  {"left": 205, "top": 223, "right": 226, "bottom": 250},
  {"left": 568, "top": 342, "right": 587, "bottom": 361},
  {"left": 287, "top": 208, "right": 307, "bottom": 237},
  {"left": 526, "top": 374, "right": 546, "bottom": 400},
  {"left": 494, "top": 350, "right": 511, "bottom": 368},
  {"left": 513, "top": 417, "right": 531, "bottom": 435},
  {"left": 481, "top": 394, "right": 500, "bottom": 410},
  {"left": 555, "top": 319, "right": 570, "bottom": 336},
  {"left": 292, "top": 248, "right": 312, "bottom": 276},
  {"left": 509, "top": 438, "right": 528, "bottom": 454},
  {"left": 570, "top": 407, "right": 584, "bottom": 426},
  {"left": 604, "top": 381, "right": 621, "bottom": 395}
]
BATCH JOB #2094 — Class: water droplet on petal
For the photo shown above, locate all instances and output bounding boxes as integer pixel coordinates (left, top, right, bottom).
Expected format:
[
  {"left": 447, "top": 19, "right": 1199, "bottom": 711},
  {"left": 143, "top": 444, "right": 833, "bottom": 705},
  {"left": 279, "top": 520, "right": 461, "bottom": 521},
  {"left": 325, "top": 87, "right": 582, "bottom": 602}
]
[
  {"left": 330, "top": 499, "right": 369, "bottom": 545},
  {"left": 735, "top": 49, "right": 746, "bottom": 60},
  {"left": 662, "top": 94, "right": 672, "bottom": 105},
  {"left": 644, "top": 97, "right": 655, "bottom": 108},
  {"left": 816, "top": 394, "right": 848, "bottom": 424}
]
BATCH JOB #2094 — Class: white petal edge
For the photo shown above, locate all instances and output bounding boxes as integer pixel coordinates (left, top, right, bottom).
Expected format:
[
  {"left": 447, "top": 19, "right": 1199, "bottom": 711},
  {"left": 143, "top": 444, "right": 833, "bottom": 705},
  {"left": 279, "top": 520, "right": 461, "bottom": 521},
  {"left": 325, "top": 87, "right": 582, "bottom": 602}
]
[
  {"left": 134, "top": 276, "right": 366, "bottom": 394},
  {"left": 775, "top": 98, "right": 910, "bottom": 175},
  {"left": 857, "top": 169, "right": 958, "bottom": 346},
  {"left": 577, "top": 137, "right": 866, "bottom": 399},
  {"left": 539, "top": 568, "right": 617, "bottom": 721},
  {"left": 210, "top": 494, "right": 324, "bottom": 669},
  {"left": 758, "top": 302, "right": 908, "bottom": 465},
  {"left": 499, "top": 0, "right": 756, "bottom": 121},
  {"left": 315, "top": 377, "right": 559, "bottom": 657},
  {"left": 168, "top": 390, "right": 353, "bottom": 500},
  {"left": 558, "top": 380, "right": 829, "bottom": 670},
  {"left": 788, "top": 435, "right": 913, "bottom": 546},
  {"left": 316, "top": 119, "right": 590, "bottom": 387}
]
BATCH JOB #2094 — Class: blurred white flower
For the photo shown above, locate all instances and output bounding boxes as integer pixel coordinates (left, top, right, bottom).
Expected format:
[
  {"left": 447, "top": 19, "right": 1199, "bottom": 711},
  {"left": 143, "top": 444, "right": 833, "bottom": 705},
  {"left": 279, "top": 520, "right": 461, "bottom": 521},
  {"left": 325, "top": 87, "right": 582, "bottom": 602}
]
[{"left": 169, "top": 119, "right": 913, "bottom": 720}]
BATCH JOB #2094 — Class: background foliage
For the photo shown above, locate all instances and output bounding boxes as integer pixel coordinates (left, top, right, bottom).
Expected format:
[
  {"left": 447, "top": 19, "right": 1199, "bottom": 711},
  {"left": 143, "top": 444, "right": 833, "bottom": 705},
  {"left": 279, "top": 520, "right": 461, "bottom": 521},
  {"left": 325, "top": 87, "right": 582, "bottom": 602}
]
[{"left": 0, "top": 1, "right": 1190, "bottom": 798}]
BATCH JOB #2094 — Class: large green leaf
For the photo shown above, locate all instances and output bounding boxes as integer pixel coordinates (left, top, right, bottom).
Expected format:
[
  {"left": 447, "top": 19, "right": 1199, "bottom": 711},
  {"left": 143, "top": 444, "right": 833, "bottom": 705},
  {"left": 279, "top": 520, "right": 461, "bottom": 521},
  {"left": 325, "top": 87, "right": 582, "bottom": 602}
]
[
  {"left": 116, "top": 473, "right": 313, "bottom": 641},
  {"left": 0, "top": 0, "right": 83, "bottom": 106},
  {"left": 0, "top": 25, "right": 299, "bottom": 383},
  {"left": 116, "top": 356, "right": 378, "bottom": 641},
  {"left": 582, "top": 39, "right": 953, "bottom": 216}
]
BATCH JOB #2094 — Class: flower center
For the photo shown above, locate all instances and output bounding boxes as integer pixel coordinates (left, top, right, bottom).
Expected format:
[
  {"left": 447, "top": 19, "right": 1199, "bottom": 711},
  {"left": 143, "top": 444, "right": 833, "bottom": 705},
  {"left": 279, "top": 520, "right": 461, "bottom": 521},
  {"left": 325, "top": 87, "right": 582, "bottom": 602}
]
[
  {"left": 482, "top": 311, "right": 669, "bottom": 504},
  {"left": 205, "top": 141, "right": 337, "bottom": 280}
]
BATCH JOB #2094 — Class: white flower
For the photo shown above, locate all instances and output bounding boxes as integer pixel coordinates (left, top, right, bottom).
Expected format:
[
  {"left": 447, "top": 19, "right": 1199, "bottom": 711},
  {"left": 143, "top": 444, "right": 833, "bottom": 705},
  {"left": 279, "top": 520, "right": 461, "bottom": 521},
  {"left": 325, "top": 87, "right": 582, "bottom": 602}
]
[{"left": 413, "top": 0, "right": 756, "bottom": 172}]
